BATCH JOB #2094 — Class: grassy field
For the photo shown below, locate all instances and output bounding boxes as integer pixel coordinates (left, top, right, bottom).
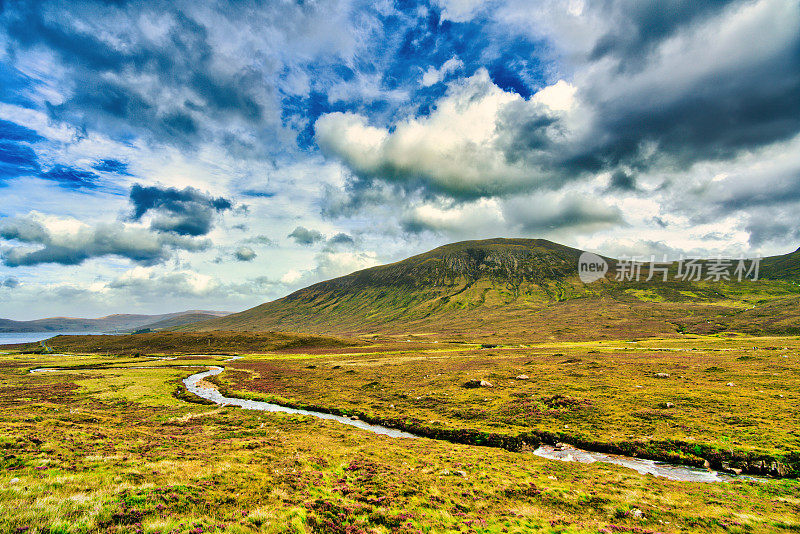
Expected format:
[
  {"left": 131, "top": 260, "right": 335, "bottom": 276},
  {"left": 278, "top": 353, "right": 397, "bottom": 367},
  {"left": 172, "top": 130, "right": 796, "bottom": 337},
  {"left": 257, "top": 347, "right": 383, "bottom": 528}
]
[{"left": 0, "top": 338, "right": 799, "bottom": 533}]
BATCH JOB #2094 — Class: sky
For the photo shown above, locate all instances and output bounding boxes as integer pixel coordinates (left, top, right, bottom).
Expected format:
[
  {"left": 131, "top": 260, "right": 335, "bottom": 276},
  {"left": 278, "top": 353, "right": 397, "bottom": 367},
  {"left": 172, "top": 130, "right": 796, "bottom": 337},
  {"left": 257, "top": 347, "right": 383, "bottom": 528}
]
[{"left": 0, "top": 0, "right": 799, "bottom": 320}]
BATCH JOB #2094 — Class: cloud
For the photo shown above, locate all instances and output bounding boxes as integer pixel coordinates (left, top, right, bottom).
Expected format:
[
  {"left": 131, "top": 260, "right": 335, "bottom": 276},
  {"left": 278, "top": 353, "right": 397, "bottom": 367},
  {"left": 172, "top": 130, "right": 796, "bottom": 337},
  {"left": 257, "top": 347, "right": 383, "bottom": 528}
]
[
  {"left": 288, "top": 225, "right": 324, "bottom": 245},
  {"left": 2, "top": 276, "right": 20, "bottom": 288},
  {"left": 0, "top": 212, "right": 209, "bottom": 267},
  {"left": 242, "top": 234, "right": 276, "bottom": 246},
  {"left": 401, "top": 193, "right": 623, "bottom": 237},
  {"left": 421, "top": 56, "right": 464, "bottom": 87},
  {"left": 129, "top": 184, "right": 233, "bottom": 237},
  {"left": 283, "top": 250, "right": 380, "bottom": 288},
  {"left": 316, "top": 71, "right": 550, "bottom": 200},
  {"left": 327, "top": 233, "right": 355, "bottom": 246},
  {"left": 234, "top": 246, "right": 256, "bottom": 262},
  {"left": 607, "top": 170, "right": 637, "bottom": 191},
  {"left": 316, "top": 0, "right": 800, "bottom": 224}
]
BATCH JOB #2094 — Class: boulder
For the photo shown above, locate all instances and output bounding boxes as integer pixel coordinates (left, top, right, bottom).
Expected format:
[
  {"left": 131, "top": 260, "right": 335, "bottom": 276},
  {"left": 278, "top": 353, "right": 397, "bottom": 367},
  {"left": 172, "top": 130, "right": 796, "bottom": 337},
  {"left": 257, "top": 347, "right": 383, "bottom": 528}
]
[
  {"left": 515, "top": 374, "right": 530, "bottom": 380},
  {"left": 654, "top": 372, "right": 670, "bottom": 378}
]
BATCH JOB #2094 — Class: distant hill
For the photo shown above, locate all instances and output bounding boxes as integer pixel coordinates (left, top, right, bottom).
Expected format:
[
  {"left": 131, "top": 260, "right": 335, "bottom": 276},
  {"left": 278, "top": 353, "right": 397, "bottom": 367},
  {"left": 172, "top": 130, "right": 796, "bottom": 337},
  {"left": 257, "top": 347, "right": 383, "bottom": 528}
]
[
  {"left": 0, "top": 310, "right": 230, "bottom": 334},
  {"left": 181, "top": 238, "right": 800, "bottom": 340}
]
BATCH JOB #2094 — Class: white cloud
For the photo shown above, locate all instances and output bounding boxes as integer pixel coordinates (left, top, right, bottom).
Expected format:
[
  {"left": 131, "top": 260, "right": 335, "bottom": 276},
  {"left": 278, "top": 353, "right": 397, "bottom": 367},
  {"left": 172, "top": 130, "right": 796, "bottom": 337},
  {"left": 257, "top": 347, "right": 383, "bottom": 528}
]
[{"left": 421, "top": 56, "right": 465, "bottom": 87}]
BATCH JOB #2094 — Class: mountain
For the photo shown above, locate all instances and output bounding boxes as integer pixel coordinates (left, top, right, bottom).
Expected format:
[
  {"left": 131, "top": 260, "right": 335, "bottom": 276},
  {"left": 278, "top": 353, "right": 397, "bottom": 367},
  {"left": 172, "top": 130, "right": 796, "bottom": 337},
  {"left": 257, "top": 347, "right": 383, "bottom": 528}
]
[
  {"left": 0, "top": 310, "right": 231, "bottom": 334},
  {"left": 182, "top": 238, "right": 800, "bottom": 340}
]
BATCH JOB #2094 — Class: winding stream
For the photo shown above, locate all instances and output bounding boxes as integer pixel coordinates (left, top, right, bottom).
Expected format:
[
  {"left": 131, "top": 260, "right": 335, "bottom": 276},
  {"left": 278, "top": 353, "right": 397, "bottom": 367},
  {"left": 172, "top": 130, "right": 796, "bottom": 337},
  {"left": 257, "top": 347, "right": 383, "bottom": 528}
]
[
  {"left": 30, "top": 363, "right": 762, "bottom": 482},
  {"left": 184, "top": 367, "right": 416, "bottom": 439}
]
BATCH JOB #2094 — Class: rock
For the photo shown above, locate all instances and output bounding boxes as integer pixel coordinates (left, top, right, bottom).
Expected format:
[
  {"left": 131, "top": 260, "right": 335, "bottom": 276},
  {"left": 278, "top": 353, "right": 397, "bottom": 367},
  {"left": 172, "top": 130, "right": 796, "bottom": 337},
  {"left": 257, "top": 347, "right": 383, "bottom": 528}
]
[
  {"left": 703, "top": 459, "right": 711, "bottom": 469},
  {"left": 553, "top": 442, "right": 568, "bottom": 451},
  {"left": 629, "top": 508, "right": 644, "bottom": 519},
  {"left": 9, "top": 478, "right": 19, "bottom": 484},
  {"left": 462, "top": 379, "right": 493, "bottom": 388},
  {"left": 726, "top": 382, "right": 735, "bottom": 387},
  {"left": 732, "top": 468, "right": 742, "bottom": 475},
  {"left": 654, "top": 372, "right": 670, "bottom": 378},
  {"left": 515, "top": 374, "right": 530, "bottom": 380},
  {"left": 661, "top": 402, "right": 675, "bottom": 408}
]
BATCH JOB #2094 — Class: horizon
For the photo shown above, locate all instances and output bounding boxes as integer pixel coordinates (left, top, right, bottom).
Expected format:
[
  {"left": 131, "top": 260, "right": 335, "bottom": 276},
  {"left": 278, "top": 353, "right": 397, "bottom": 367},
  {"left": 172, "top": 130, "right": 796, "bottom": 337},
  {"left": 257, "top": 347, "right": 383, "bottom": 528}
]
[{"left": 1, "top": 0, "right": 799, "bottom": 320}]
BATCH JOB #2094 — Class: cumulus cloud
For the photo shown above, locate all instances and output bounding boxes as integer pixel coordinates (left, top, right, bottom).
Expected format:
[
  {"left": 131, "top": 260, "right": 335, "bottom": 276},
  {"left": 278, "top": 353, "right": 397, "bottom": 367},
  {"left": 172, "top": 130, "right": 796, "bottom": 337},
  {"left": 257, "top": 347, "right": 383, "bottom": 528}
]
[
  {"left": 129, "top": 184, "right": 233, "bottom": 237},
  {"left": 0, "top": 212, "right": 208, "bottom": 267},
  {"left": 316, "top": 71, "right": 555, "bottom": 199},
  {"left": 234, "top": 246, "right": 257, "bottom": 262},
  {"left": 316, "top": 0, "right": 800, "bottom": 244},
  {"left": 288, "top": 225, "right": 324, "bottom": 245}
]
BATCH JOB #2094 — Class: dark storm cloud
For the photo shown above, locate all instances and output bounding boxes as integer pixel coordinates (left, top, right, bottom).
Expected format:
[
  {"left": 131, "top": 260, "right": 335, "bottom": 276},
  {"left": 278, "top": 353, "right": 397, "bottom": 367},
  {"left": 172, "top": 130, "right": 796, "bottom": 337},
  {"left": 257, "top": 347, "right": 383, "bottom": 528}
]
[
  {"left": 607, "top": 170, "right": 637, "bottom": 191},
  {"left": 129, "top": 184, "right": 233, "bottom": 237},
  {"left": 0, "top": 215, "right": 209, "bottom": 267},
  {"left": 744, "top": 208, "right": 800, "bottom": 247},
  {"left": 288, "top": 226, "right": 324, "bottom": 245},
  {"left": 587, "top": 0, "right": 739, "bottom": 65}
]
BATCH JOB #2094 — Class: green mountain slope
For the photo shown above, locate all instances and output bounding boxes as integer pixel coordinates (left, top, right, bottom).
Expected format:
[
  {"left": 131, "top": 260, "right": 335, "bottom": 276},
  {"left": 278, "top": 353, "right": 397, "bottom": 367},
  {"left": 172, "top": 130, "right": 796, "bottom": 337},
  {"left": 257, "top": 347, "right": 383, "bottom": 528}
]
[{"left": 183, "top": 238, "right": 800, "bottom": 340}]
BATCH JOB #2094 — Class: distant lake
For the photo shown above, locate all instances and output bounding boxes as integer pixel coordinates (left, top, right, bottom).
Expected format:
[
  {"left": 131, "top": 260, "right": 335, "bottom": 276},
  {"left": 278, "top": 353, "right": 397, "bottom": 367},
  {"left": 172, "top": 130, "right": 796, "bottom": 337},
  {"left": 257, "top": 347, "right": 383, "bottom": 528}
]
[{"left": 0, "top": 332, "right": 108, "bottom": 345}]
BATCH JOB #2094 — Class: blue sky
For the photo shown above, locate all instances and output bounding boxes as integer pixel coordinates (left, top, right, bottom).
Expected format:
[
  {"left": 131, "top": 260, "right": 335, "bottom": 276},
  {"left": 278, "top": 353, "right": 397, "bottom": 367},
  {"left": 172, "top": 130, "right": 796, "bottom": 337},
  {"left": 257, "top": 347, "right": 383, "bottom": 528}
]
[{"left": 0, "top": 0, "right": 799, "bottom": 319}]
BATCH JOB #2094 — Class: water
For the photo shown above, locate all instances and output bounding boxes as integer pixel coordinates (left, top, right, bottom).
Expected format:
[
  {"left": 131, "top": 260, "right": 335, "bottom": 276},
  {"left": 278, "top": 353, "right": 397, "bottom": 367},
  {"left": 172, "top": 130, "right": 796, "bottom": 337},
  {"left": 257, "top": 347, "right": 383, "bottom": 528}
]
[
  {"left": 184, "top": 367, "right": 417, "bottom": 439},
  {"left": 0, "top": 332, "right": 106, "bottom": 345},
  {"left": 532, "top": 444, "right": 741, "bottom": 483}
]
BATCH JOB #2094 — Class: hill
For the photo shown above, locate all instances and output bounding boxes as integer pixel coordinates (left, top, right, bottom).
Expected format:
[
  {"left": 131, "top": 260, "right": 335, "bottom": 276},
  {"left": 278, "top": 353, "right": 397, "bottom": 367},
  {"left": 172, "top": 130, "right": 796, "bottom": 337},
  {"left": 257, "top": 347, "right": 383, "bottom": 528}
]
[
  {"left": 179, "top": 238, "right": 800, "bottom": 340},
  {"left": 0, "top": 310, "right": 230, "bottom": 334}
]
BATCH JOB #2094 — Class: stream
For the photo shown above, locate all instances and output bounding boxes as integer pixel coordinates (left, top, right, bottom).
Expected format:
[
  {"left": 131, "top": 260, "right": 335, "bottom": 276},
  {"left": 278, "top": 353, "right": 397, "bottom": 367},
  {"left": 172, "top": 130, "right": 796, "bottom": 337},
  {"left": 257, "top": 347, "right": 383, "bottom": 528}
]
[
  {"left": 30, "top": 363, "right": 762, "bottom": 483},
  {"left": 184, "top": 367, "right": 416, "bottom": 439}
]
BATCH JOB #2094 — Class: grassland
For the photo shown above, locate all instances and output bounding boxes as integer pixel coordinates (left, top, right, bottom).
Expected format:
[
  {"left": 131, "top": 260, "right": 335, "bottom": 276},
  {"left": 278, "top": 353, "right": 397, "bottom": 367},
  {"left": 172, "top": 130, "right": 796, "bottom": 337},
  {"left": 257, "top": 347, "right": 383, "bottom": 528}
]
[{"left": 1, "top": 336, "right": 799, "bottom": 533}]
